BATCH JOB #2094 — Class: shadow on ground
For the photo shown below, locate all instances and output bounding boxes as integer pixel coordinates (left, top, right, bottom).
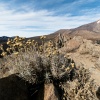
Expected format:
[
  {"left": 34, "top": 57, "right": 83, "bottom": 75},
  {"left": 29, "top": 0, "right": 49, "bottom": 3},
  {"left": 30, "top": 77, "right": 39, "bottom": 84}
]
[{"left": 0, "top": 74, "right": 44, "bottom": 100}]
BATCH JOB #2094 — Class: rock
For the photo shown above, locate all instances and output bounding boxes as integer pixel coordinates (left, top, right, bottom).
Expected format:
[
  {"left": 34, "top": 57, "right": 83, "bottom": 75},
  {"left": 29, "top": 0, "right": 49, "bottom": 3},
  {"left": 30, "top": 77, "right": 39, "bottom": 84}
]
[
  {"left": 44, "top": 84, "right": 60, "bottom": 100},
  {"left": 79, "top": 39, "right": 93, "bottom": 54},
  {"left": 60, "top": 36, "right": 83, "bottom": 53},
  {"left": 66, "top": 36, "right": 83, "bottom": 52},
  {"left": 0, "top": 74, "right": 29, "bottom": 100},
  {"left": 79, "top": 39, "right": 100, "bottom": 58}
]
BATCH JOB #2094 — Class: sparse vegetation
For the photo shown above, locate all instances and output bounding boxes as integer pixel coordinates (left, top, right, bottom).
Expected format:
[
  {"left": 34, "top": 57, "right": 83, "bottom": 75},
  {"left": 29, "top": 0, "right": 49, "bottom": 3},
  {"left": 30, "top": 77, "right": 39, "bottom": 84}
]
[
  {"left": 0, "top": 35, "right": 99, "bottom": 100},
  {"left": 61, "top": 67, "right": 98, "bottom": 100}
]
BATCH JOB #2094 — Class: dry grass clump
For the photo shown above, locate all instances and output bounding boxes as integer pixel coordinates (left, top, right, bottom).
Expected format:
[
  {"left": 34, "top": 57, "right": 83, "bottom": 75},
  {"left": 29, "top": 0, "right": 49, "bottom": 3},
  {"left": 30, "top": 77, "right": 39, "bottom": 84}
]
[{"left": 61, "top": 67, "right": 98, "bottom": 100}]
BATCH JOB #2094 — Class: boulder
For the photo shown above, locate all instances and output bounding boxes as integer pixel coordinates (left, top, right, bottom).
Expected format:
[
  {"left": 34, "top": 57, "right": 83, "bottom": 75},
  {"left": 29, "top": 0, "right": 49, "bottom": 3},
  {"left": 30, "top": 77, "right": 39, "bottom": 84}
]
[
  {"left": 44, "top": 84, "right": 60, "bottom": 100},
  {"left": 0, "top": 74, "right": 29, "bottom": 100},
  {"left": 60, "top": 36, "right": 83, "bottom": 53}
]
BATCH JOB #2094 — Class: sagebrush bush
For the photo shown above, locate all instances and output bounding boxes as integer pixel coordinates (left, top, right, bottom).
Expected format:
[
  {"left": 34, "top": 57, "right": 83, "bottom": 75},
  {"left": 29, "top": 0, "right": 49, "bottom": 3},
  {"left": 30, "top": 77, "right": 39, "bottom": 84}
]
[
  {"left": 9, "top": 50, "right": 76, "bottom": 84},
  {"left": 61, "top": 67, "right": 98, "bottom": 100},
  {"left": 0, "top": 36, "right": 76, "bottom": 84}
]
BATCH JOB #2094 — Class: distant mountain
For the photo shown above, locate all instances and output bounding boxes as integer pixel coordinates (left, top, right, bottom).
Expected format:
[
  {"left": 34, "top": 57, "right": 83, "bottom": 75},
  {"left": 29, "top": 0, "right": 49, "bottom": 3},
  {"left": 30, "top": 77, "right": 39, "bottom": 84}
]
[
  {"left": 48, "top": 20, "right": 100, "bottom": 41},
  {"left": 1, "top": 19, "right": 100, "bottom": 44},
  {"left": 0, "top": 36, "right": 9, "bottom": 40},
  {"left": 76, "top": 19, "right": 100, "bottom": 33},
  {"left": 30, "top": 20, "right": 100, "bottom": 43},
  {"left": 0, "top": 36, "right": 9, "bottom": 44},
  {"left": 0, "top": 36, "right": 15, "bottom": 44}
]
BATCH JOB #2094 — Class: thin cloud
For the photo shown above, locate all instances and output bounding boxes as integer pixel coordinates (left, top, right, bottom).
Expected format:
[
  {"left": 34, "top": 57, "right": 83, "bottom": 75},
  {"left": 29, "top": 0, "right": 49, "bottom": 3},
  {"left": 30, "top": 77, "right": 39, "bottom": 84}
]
[{"left": 0, "top": 1, "right": 100, "bottom": 37}]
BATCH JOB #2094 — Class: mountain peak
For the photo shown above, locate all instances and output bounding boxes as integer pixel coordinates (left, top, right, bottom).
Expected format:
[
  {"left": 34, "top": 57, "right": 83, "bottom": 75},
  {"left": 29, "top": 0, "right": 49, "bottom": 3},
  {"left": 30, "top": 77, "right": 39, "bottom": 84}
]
[
  {"left": 51, "top": 19, "right": 100, "bottom": 41},
  {"left": 97, "top": 20, "right": 100, "bottom": 24}
]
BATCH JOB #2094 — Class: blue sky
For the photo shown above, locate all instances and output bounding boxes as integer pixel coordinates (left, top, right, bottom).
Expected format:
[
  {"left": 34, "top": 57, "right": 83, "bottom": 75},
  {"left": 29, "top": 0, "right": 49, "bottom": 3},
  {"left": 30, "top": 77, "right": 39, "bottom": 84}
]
[{"left": 0, "top": 0, "right": 100, "bottom": 37}]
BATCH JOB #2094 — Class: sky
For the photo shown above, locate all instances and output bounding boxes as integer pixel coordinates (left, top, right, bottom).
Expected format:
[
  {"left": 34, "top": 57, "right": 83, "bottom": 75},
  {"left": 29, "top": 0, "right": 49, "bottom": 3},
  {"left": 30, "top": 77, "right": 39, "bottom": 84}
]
[{"left": 0, "top": 0, "right": 100, "bottom": 37}]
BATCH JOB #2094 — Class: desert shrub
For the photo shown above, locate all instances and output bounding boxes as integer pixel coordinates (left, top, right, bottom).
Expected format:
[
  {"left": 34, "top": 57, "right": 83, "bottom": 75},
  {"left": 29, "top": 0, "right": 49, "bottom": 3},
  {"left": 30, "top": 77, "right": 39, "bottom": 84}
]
[
  {"left": 0, "top": 36, "right": 76, "bottom": 84},
  {"left": 60, "top": 67, "right": 98, "bottom": 100},
  {"left": 0, "top": 36, "right": 98, "bottom": 100},
  {"left": 10, "top": 50, "right": 76, "bottom": 84}
]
